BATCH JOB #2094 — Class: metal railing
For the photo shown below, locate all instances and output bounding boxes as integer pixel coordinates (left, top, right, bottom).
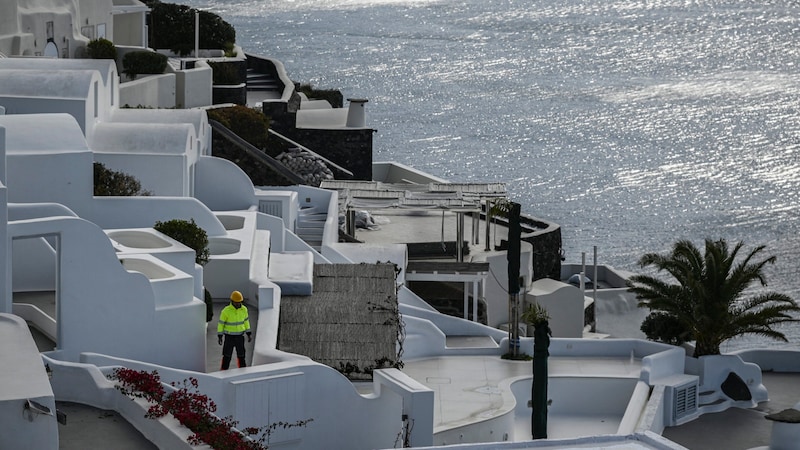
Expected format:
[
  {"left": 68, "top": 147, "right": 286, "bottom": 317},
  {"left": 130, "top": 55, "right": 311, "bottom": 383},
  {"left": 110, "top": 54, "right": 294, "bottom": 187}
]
[
  {"left": 208, "top": 119, "right": 305, "bottom": 184},
  {"left": 268, "top": 128, "right": 354, "bottom": 179}
]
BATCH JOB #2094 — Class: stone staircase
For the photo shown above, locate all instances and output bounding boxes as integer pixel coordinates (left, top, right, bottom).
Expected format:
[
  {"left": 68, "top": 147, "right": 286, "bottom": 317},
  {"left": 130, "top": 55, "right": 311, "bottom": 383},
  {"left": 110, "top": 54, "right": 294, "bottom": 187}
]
[
  {"left": 697, "top": 388, "right": 729, "bottom": 414},
  {"left": 296, "top": 205, "right": 328, "bottom": 251},
  {"left": 246, "top": 68, "right": 282, "bottom": 100}
]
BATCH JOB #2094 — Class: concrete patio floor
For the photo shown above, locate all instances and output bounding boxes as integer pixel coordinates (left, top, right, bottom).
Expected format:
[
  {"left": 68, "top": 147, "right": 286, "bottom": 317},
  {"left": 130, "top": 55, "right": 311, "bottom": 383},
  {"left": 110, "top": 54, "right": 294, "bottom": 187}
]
[{"left": 402, "top": 355, "right": 643, "bottom": 436}]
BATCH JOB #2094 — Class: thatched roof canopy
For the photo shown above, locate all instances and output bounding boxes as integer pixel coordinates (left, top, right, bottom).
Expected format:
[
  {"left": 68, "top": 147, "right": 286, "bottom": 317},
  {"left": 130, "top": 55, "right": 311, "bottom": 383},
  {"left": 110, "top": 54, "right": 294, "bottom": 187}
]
[{"left": 278, "top": 263, "right": 400, "bottom": 379}]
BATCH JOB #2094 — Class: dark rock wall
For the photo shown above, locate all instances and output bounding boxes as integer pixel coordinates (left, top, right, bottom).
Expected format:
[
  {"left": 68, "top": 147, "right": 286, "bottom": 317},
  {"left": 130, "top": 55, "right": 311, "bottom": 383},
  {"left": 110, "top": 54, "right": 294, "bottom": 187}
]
[
  {"left": 524, "top": 225, "right": 562, "bottom": 281},
  {"left": 270, "top": 114, "right": 373, "bottom": 181},
  {"left": 212, "top": 84, "right": 246, "bottom": 105},
  {"left": 287, "top": 128, "right": 373, "bottom": 181}
]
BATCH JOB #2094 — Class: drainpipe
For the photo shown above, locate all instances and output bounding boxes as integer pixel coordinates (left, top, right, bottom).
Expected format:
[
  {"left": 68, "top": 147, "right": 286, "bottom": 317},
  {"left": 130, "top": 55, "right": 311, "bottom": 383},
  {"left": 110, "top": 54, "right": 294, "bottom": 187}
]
[
  {"left": 593, "top": 246, "right": 598, "bottom": 332},
  {"left": 485, "top": 199, "right": 492, "bottom": 251},
  {"left": 457, "top": 212, "right": 464, "bottom": 262},
  {"left": 346, "top": 98, "right": 368, "bottom": 127},
  {"left": 194, "top": 11, "right": 199, "bottom": 58}
]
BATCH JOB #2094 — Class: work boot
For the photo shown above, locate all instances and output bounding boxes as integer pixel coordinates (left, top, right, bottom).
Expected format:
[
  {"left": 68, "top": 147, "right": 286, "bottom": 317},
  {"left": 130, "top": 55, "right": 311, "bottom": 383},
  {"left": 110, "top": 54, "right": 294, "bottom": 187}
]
[
  {"left": 220, "top": 356, "right": 232, "bottom": 370},
  {"left": 237, "top": 357, "right": 247, "bottom": 368}
]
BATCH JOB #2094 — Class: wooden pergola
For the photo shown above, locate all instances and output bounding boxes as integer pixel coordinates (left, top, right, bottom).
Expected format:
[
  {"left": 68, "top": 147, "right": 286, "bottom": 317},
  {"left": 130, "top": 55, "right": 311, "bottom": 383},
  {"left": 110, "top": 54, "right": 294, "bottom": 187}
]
[{"left": 321, "top": 180, "right": 508, "bottom": 262}]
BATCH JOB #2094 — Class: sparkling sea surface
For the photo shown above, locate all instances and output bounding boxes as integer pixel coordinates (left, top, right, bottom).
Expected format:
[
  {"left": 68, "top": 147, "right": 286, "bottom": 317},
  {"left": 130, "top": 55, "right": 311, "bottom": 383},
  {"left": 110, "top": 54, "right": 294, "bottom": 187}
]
[{"left": 181, "top": 0, "right": 800, "bottom": 350}]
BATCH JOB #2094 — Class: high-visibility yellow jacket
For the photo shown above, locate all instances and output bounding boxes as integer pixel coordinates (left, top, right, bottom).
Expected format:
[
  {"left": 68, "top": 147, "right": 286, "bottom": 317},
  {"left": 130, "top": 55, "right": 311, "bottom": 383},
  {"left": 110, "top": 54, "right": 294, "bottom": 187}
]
[{"left": 217, "top": 304, "right": 251, "bottom": 336}]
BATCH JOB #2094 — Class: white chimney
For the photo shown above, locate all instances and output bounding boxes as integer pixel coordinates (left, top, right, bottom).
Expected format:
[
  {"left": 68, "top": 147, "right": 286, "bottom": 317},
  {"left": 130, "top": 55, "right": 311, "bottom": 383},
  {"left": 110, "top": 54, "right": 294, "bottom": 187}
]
[{"left": 345, "top": 98, "right": 368, "bottom": 128}]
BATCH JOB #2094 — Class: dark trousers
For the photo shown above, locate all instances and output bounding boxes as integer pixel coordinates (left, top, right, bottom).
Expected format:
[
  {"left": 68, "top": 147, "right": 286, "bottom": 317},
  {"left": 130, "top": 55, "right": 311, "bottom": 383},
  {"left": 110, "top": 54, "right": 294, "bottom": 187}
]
[{"left": 221, "top": 334, "right": 246, "bottom": 370}]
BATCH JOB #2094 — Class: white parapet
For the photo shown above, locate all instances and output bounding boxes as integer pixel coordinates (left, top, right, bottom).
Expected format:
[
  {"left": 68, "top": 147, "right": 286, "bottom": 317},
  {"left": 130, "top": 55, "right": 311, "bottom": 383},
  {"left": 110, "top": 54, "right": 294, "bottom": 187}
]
[{"left": 0, "top": 314, "right": 57, "bottom": 450}]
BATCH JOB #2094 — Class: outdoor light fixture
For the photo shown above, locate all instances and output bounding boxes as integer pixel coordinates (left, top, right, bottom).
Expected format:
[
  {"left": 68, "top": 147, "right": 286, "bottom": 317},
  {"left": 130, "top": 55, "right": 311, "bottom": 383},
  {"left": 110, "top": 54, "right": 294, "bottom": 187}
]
[{"left": 23, "top": 399, "right": 53, "bottom": 421}]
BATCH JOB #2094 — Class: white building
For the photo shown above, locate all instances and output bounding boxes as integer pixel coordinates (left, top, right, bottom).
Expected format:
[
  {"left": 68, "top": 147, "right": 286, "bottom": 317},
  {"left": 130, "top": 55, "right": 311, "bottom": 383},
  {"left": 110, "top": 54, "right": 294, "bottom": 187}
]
[{"left": 0, "top": 1, "right": 798, "bottom": 450}]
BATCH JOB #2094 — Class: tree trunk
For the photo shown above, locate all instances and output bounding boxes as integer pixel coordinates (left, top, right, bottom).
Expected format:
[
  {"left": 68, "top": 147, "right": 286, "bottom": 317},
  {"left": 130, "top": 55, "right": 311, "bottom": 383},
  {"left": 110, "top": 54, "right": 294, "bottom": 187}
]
[
  {"left": 693, "top": 338, "right": 721, "bottom": 357},
  {"left": 507, "top": 202, "right": 521, "bottom": 356},
  {"left": 532, "top": 320, "right": 551, "bottom": 439}
]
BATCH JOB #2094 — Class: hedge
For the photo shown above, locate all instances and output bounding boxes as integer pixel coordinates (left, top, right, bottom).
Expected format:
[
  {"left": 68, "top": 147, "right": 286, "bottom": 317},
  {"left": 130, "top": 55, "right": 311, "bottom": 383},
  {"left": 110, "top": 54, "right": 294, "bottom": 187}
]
[
  {"left": 87, "top": 38, "right": 117, "bottom": 60},
  {"left": 153, "top": 218, "right": 210, "bottom": 266},
  {"left": 207, "top": 106, "right": 271, "bottom": 151},
  {"left": 123, "top": 51, "right": 168, "bottom": 79},
  {"left": 207, "top": 61, "right": 241, "bottom": 86}
]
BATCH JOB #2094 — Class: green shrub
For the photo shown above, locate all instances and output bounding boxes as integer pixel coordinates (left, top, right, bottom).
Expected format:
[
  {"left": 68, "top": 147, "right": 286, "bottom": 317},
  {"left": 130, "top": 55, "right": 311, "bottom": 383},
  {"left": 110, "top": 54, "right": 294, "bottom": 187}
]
[
  {"left": 223, "top": 42, "right": 237, "bottom": 57},
  {"left": 207, "top": 105, "right": 271, "bottom": 150},
  {"left": 640, "top": 312, "right": 691, "bottom": 346},
  {"left": 207, "top": 61, "right": 240, "bottom": 85},
  {"left": 93, "top": 162, "right": 152, "bottom": 196},
  {"left": 87, "top": 38, "right": 117, "bottom": 60},
  {"left": 123, "top": 51, "right": 168, "bottom": 79},
  {"left": 146, "top": 1, "right": 235, "bottom": 56},
  {"left": 153, "top": 218, "right": 209, "bottom": 266}
]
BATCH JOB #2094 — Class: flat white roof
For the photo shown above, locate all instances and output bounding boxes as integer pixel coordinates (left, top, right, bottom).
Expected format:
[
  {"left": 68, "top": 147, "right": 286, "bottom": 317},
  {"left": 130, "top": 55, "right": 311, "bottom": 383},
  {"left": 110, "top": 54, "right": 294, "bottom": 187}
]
[{"left": 403, "top": 355, "right": 642, "bottom": 435}]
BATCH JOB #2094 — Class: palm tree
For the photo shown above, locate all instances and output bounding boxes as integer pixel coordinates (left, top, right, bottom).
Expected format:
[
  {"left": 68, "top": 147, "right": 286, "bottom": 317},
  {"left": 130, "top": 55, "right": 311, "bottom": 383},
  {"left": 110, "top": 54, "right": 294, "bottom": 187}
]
[{"left": 627, "top": 239, "right": 800, "bottom": 357}]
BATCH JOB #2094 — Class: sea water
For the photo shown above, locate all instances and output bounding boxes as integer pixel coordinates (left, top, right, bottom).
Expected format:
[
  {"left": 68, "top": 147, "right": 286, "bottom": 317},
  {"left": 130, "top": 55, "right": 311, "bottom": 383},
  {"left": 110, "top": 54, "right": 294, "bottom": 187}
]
[{"left": 180, "top": 0, "right": 800, "bottom": 350}]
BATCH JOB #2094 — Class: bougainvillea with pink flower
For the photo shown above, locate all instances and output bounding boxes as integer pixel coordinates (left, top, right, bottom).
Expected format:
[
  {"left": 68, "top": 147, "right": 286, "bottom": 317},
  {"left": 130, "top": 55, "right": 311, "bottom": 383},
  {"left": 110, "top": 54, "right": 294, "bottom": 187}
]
[{"left": 110, "top": 368, "right": 311, "bottom": 450}]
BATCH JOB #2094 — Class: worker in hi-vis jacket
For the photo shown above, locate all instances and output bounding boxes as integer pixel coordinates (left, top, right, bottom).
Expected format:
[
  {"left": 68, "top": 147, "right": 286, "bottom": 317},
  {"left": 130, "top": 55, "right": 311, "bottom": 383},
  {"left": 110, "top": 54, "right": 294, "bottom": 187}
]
[{"left": 217, "top": 290, "right": 252, "bottom": 370}]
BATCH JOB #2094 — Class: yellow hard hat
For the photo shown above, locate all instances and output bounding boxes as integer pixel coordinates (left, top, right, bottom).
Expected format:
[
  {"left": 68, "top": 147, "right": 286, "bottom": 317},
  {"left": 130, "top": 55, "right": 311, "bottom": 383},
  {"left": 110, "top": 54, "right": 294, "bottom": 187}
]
[{"left": 230, "top": 291, "right": 244, "bottom": 303}]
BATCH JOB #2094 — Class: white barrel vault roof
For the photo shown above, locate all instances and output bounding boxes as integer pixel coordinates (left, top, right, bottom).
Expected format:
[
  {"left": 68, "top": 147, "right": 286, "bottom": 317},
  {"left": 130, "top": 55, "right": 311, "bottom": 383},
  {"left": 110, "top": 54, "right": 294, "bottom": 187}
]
[
  {"left": 0, "top": 113, "right": 89, "bottom": 153},
  {"left": 0, "top": 58, "right": 117, "bottom": 86},
  {"left": 110, "top": 108, "right": 208, "bottom": 141},
  {"left": 92, "top": 122, "right": 195, "bottom": 154},
  {"left": 0, "top": 69, "right": 101, "bottom": 99}
]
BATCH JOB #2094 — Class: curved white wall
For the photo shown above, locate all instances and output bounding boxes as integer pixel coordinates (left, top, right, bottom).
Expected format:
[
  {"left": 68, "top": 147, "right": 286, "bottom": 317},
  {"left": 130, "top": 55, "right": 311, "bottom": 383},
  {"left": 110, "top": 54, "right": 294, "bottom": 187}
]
[
  {"left": 0, "top": 314, "right": 57, "bottom": 450},
  {"left": 195, "top": 156, "right": 256, "bottom": 211},
  {"left": 89, "top": 197, "right": 227, "bottom": 237},
  {"left": 11, "top": 216, "right": 205, "bottom": 371}
]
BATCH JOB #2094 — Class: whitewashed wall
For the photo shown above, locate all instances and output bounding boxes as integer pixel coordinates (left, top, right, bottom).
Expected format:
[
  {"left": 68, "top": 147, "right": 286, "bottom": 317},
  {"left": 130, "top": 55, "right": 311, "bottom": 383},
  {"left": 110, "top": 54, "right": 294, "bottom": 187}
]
[
  {"left": 0, "top": 126, "right": 8, "bottom": 314},
  {"left": 111, "top": 7, "right": 146, "bottom": 47},
  {"left": 0, "top": 114, "right": 95, "bottom": 217},
  {"left": 110, "top": 108, "right": 211, "bottom": 156},
  {"left": 8, "top": 151, "right": 95, "bottom": 214},
  {"left": 10, "top": 216, "right": 205, "bottom": 371},
  {"left": 483, "top": 246, "right": 534, "bottom": 328},
  {"left": 525, "top": 278, "right": 585, "bottom": 338},
  {"left": 0, "top": 315, "right": 57, "bottom": 450},
  {"left": 0, "top": 69, "right": 100, "bottom": 142},
  {"left": 203, "top": 213, "right": 258, "bottom": 299},
  {"left": 88, "top": 197, "right": 227, "bottom": 236},
  {"left": 195, "top": 156, "right": 257, "bottom": 211},
  {"left": 0, "top": 59, "right": 118, "bottom": 121},
  {"left": 119, "top": 73, "right": 176, "bottom": 108},
  {"left": 79, "top": 353, "right": 424, "bottom": 450},
  {"left": 175, "top": 63, "right": 213, "bottom": 108}
]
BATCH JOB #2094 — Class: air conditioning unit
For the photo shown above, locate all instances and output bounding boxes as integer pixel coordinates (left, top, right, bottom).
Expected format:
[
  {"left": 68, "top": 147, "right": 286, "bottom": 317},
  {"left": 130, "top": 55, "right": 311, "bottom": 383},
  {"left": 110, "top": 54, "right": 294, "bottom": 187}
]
[
  {"left": 673, "top": 381, "right": 698, "bottom": 421},
  {"left": 255, "top": 190, "right": 298, "bottom": 231},
  {"left": 664, "top": 376, "right": 699, "bottom": 426},
  {"left": 258, "top": 200, "right": 283, "bottom": 217}
]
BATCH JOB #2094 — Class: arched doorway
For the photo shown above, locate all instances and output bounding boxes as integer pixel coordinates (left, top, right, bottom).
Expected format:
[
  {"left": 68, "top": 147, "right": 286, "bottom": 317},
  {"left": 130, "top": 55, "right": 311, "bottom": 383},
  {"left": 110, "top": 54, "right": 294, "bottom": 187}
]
[{"left": 43, "top": 41, "right": 59, "bottom": 58}]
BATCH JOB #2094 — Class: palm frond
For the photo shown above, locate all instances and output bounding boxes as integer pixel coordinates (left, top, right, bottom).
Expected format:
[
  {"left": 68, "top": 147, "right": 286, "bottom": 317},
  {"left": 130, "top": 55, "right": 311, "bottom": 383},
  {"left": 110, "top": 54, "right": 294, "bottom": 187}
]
[{"left": 628, "top": 238, "right": 800, "bottom": 356}]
